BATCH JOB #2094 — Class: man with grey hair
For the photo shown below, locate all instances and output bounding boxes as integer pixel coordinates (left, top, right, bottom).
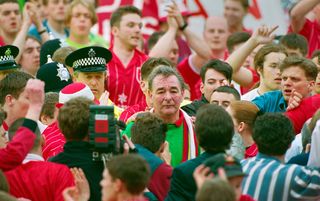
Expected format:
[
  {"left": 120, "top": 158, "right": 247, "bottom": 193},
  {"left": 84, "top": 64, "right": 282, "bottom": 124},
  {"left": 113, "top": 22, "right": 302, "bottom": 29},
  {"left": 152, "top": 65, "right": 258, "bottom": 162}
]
[{"left": 123, "top": 65, "right": 199, "bottom": 167}]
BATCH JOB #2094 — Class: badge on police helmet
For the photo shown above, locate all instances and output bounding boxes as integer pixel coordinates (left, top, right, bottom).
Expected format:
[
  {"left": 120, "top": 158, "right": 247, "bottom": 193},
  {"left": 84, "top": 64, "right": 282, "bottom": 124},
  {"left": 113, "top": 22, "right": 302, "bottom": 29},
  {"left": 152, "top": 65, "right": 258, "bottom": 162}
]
[{"left": 56, "top": 63, "right": 70, "bottom": 81}]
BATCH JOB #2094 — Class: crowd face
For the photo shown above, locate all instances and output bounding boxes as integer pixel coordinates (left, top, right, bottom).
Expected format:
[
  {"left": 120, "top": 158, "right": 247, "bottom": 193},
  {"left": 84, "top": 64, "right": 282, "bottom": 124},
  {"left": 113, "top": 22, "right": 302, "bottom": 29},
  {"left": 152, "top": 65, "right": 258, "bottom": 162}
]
[
  {"left": 74, "top": 71, "right": 105, "bottom": 100},
  {"left": 8, "top": 90, "right": 30, "bottom": 122},
  {"left": 168, "top": 40, "right": 179, "bottom": 65},
  {"left": 203, "top": 16, "right": 229, "bottom": 52},
  {"left": 69, "top": 4, "right": 93, "bottom": 37},
  {"left": 210, "top": 92, "right": 236, "bottom": 109},
  {"left": 228, "top": 176, "right": 244, "bottom": 201},
  {"left": 19, "top": 38, "right": 41, "bottom": 76},
  {"left": 46, "top": 0, "right": 68, "bottom": 23},
  {"left": 149, "top": 75, "right": 184, "bottom": 121},
  {"left": 258, "top": 52, "right": 286, "bottom": 91},
  {"left": 281, "top": 66, "right": 314, "bottom": 101},
  {"left": 312, "top": 56, "right": 320, "bottom": 94},
  {"left": 200, "top": 69, "right": 229, "bottom": 102},
  {"left": 100, "top": 168, "right": 117, "bottom": 201},
  {"left": 0, "top": 2, "right": 21, "bottom": 34},
  {"left": 113, "top": 13, "right": 142, "bottom": 50},
  {"left": 223, "top": 0, "right": 247, "bottom": 28}
]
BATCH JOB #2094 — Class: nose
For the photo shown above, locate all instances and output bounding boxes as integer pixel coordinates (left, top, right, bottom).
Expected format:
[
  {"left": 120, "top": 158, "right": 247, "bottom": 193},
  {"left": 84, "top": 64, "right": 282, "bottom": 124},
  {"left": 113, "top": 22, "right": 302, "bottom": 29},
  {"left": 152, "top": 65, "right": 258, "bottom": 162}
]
[{"left": 163, "top": 91, "right": 172, "bottom": 101}]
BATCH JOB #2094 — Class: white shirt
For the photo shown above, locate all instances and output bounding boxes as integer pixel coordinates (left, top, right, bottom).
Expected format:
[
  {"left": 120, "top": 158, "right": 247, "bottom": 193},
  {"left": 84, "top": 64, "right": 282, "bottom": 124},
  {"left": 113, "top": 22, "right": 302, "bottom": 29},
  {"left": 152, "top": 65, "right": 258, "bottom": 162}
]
[{"left": 241, "top": 88, "right": 260, "bottom": 101}]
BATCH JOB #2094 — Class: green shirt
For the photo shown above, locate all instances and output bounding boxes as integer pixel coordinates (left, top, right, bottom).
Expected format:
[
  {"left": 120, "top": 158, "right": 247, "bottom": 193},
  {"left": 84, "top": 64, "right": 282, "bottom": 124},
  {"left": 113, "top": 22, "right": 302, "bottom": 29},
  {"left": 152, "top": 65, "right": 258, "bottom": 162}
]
[
  {"left": 122, "top": 121, "right": 184, "bottom": 167},
  {"left": 66, "top": 33, "right": 109, "bottom": 49}
]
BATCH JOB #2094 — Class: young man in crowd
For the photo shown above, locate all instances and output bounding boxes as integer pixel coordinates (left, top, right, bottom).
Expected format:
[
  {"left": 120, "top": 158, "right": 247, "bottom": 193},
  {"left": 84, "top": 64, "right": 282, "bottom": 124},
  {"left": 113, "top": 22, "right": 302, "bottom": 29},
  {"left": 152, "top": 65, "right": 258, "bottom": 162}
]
[
  {"left": 131, "top": 112, "right": 172, "bottom": 201},
  {"left": 279, "top": 33, "right": 309, "bottom": 57},
  {"left": 223, "top": 0, "right": 250, "bottom": 33},
  {"left": 252, "top": 56, "right": 318, "bottom": 113},
  {"left": 210, "top": 86, "right": 241, "bottom": 109},
  {"left": 181, "top": 59, "right": 233, "bottom": 117},
  {"left": 242, "top": 113, "right": 320, "bottom": 201},
  {"left": 0, "top": 78, "right": 45, "bottom": 171},
  {"left": 18, "top": 37, "right": 40, "bottom": 76},
  {"left": 28, "top": 0, "right": 69, "bottom": 41}
]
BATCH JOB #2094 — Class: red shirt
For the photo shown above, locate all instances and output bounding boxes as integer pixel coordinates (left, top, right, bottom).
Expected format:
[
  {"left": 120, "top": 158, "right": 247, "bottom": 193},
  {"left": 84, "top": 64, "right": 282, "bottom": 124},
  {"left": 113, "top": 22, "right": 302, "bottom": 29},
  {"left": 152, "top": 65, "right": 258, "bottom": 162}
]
[
  {"left": 289, "top": 19, "right": 320, "bottom": 57},
  {"left": 0, "top": 125, "right": 36, "bottom": 171},
  {"left": 245, "top": 143, "right": 258, "bottom": 159},
  {"left": 42, "top": 122, "right": 66, "bottom": 161},
  {"left": 149, "top": 163, "right": 172, "bottom": 201},
  {"left": 177, "top": 57, "right": 202, "bottom": 101},
  {"left": 119, "top": 100, "right": 147, "bottom": 123},
  {"left": 286, "top": 94, "right": 320, "bottom": 134},
  {"left": 5, "top": 161, "right": 74, "bottom": 201},
  {"left": 107, "top": 48, "right": 148, "bottom": 109},
  {"left": 239, "top": 194, "right": 255, "bottom": 201}
]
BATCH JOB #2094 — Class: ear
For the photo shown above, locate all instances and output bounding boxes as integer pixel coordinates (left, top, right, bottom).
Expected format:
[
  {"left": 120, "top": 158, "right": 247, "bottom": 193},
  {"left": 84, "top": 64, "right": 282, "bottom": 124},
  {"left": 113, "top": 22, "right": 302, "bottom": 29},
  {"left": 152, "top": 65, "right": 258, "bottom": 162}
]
[
  {"left": 159, "top": 142, "right": 165, "bottom": 154},
  {"left": 111, "top": 26, "right": 119, "bottom": 37},
  {"left": 5, "top": 95, "right": 14, "bottom": 107},
  {"left": 256, "top": 66, "right": 263, "bottom": 76},
  {"left": 200, "top": 82, "right": 204, "bottom": 94},
  {"left": 237, "top": 122, "right": 246, "bottom": 133},
  {"left": 147, "top": 89, "right": 153, "bottom": 100},
  {"left": 40, "top": 115, "right": 51, "bottom": 125},
  {"left": 40, "top": 135, "right": 45, "bottom": 147},
  {"left": 114, "top": 178, "right": 123, "bottom": 193},
  {"left": 308, "top": 80, "right": 315, "bottom": 92},
  {"left": 140, "top": 80, "right": 146, "bottom": 92}
]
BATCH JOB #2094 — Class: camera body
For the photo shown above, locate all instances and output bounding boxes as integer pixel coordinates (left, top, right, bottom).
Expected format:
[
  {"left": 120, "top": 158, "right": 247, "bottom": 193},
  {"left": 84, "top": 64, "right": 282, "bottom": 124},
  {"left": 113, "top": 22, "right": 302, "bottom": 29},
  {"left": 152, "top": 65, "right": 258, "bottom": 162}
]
[{"left": 89, "top": 105, "right": 123, "bottom": 161}]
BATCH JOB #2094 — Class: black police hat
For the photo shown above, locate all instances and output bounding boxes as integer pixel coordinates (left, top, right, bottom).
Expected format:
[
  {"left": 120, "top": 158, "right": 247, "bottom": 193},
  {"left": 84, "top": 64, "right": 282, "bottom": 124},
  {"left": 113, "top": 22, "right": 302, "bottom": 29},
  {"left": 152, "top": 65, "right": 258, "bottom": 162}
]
[
  {"left": 65, "top": 46, "right": 112, "bottom": 72},
  {"left": 36, "top": 61, "right": 72, "bottom": 93},
  {"left": 40, "top": 39, "right": 65, "bottom": 66},
  {"left": 0, "top": 45, "right": 19, "bottom": 70}
]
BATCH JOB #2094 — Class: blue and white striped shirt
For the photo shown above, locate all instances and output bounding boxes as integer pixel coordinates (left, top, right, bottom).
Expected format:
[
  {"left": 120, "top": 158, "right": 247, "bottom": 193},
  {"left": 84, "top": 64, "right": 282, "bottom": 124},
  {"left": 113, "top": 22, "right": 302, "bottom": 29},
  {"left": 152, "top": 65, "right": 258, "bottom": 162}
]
[{"left": 241, "top": 153, "right": 320, "bottom": 201}]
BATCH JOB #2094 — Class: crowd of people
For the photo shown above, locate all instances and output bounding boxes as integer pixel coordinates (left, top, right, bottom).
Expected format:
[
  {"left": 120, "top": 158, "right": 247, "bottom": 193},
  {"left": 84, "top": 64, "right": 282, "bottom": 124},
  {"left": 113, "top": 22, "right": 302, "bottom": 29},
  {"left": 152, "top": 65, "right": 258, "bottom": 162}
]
[{"left": 0, "top": 0, "right": 320, "bottom": 200}]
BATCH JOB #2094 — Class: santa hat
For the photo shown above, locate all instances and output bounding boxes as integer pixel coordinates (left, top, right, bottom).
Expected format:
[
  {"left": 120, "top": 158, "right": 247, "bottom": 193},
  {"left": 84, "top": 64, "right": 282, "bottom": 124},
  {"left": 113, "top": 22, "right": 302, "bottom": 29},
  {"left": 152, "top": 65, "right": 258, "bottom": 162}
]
[{"left": 56, "top": 83, "right": 95, "bottom": 108}]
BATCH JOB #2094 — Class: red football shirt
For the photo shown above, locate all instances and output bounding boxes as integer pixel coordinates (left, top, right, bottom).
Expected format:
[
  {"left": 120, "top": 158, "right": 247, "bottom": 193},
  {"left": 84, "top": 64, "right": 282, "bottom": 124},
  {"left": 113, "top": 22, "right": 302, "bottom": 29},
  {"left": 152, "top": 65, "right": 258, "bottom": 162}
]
[
  {"left": 42, "top": 122, "right": 66, "bottom": 161},
  {"left": 289, "top": 19, "right": 320, "bottom": 58},
  {"left": 5, "top": 161, "right": 74, "bottom": 201},
  {"left": 107, "top": 48, "right": 148, "bottom": 109}
]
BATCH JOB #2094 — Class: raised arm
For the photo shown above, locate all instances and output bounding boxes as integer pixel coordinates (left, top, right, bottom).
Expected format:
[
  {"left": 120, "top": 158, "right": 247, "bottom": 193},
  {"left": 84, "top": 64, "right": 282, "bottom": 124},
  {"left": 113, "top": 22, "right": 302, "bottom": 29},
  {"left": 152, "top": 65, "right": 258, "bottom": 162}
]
[
  {"left": 148, "top": 10, "right": 178, "bottom": 58},
  {"left": 226, "top": 25, "right": 277, "bottom": 86},
  {"left": 0, "top": 79, "right": 44, "bottom": 171},
  {"left": 170, "top": 1, "right": 211, "bottom": 60},
  {"left": 290, "top": 0, "right": 320, "bottom": 32}
]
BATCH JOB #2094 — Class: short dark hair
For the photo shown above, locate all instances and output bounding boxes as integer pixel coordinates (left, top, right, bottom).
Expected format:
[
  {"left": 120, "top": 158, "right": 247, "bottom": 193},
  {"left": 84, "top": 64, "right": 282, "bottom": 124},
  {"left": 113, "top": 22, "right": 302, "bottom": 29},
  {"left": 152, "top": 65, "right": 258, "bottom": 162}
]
[
  {"left": 195, "top": 104, "right": 234, "bottom": 152},
  {"left": 200, "top": 60, "right": 233, "bottom": 83},
  {"left": 110, "top": 5, "right": 141, "bottom": 27},
  {"left": 141, "top": 57, "right": 173, "bottom": 81},
  {"left": 58, "top": 97, "right": 94, "bottom": 140},
  {"left": 213, "top": 86, "right": 241, "bottom": 101},
  {"left": 254, "top": 43, "right": 287, "bottom": 71},
  {"left": 131, "top": 112, "right": 167, "bottom": 153},
  {"left": 148, "top": 65, "right": 185, "bottom": 91},
  {"left": 253, "top": 113, "right": 294, "bottom": 156},
  {"left": 279, "top": 56, "right": 318, "bottom": 81},
  {"left": 40, "top": 92, "right": 59, "bottom": 119},
  {"left": 147, "top": 31, "right": 165, "bottom": 50},
  {"left": 279, "top": 33, "right": 308, "bottom": 57},
  {"left": 227, "top": 32, "right": 251, "bottom": 53},
  {"left": 0, "top": 71, "right": 33, "bottom": 105},
  {"left": 106, "top": 154, "right": 150, "bottom": 195}
]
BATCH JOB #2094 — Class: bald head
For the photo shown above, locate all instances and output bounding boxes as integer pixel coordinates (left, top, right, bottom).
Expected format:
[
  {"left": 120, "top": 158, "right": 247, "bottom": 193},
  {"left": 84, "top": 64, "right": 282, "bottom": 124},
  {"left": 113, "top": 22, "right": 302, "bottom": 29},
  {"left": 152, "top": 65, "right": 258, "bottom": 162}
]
[{"left": 203, "top": 16, "right": 229, "bottom": 52}]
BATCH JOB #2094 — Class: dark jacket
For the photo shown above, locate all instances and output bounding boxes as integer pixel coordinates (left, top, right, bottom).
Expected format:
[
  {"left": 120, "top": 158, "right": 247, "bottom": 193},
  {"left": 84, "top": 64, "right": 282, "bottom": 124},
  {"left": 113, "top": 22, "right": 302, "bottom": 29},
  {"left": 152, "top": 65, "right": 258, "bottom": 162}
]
[
  {"left": 181, "top": 95, "right": 209, "bottom": 117},
  {"left": 165, "top": 152, "right": 219, "bottom": 201},
  {"left": 50, "top": 141, "right": 104, "bottom": 201}
]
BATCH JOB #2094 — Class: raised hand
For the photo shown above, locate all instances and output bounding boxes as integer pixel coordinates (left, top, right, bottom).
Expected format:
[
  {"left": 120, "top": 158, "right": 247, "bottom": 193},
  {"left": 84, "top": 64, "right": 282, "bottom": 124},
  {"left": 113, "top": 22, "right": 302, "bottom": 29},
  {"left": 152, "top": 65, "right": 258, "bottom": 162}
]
[
  {"left": 193, "top": 164, "right": 214, "bottom": 189},
  {"left": 286, "top": 89, "right": 303, "bottom": 111},
  {"left": 62, "top": 168, "right": 90, "bottom": 201},
  {"left": 252, "top": 25, "right": 278, "bottom": 45}
]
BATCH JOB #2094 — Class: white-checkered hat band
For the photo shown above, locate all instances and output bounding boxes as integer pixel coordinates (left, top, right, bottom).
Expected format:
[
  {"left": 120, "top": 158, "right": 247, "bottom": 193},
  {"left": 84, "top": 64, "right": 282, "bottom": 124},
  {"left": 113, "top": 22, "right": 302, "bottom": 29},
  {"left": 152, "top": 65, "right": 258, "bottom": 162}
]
[{"left": 73, "top": 57, "right": 106, "bottom": 69}]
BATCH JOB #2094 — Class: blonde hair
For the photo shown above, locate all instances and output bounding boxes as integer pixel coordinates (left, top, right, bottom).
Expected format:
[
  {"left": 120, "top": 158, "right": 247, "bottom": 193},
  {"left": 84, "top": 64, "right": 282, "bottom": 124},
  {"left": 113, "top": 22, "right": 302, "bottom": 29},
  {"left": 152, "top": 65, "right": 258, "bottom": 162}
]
[{"left": 65, "top": 0, "right": 97, "bottom": 26}]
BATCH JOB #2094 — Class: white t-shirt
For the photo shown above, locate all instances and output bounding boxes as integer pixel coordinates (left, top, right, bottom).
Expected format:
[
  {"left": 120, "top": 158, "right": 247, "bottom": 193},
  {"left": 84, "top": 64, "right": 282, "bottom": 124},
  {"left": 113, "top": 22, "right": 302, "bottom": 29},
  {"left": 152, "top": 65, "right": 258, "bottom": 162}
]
[{"left": 241, "top": 88, "right": 260, "bottom": 101}]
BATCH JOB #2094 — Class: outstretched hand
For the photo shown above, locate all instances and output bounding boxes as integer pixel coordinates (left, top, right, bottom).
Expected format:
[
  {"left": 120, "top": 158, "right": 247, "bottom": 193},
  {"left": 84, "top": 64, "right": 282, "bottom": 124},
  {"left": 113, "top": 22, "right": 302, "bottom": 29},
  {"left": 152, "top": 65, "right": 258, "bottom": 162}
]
[
  {"left": 63, "top": 168, "right": 90, "bottom": 201},
  {"left": 252, "top": 25, "right": 278, "bottom": 45}
]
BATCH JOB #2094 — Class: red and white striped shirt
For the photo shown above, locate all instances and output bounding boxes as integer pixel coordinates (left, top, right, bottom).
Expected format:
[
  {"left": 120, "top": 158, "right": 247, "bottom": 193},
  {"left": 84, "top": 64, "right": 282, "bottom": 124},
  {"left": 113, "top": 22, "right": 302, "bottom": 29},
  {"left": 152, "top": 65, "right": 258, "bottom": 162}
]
[
  {"left": 42, "top": 122, "right": 65, "bottom": 161},
  {"left": 107, "top": 48, "right": 148, "bottom": 109}
]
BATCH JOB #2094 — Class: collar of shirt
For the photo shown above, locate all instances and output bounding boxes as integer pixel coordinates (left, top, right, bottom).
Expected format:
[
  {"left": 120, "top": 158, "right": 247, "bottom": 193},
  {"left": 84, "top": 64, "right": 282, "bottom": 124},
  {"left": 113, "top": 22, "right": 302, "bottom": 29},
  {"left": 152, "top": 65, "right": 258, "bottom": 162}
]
[
  {"left": 23, "top": 153, "right": 45, "bottom": 164},
  {"left": 255, "top": 153, "right": 282, "bottom": 163}
]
